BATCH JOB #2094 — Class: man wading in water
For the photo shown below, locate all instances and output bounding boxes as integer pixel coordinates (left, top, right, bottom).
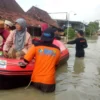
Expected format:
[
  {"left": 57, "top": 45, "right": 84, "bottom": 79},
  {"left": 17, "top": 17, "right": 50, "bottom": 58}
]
[
  {"left": 19, "top": 28, "right": 60, "bottom": 92},
  {"left": 67, "top": 30, "right": 88, "bottom": 58}
]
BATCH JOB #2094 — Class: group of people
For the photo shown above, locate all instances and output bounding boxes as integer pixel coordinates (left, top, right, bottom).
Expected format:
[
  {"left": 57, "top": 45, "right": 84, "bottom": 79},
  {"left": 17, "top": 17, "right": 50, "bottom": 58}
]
[
  {"left": 3, "top": 18, "right": 32, "bottom": 59},
  {"left": 0, "top": 18, "right": 61, "bottom": 59},
  {"left": 0, "top": 18, "right": 32, "bottom": 59},
  {"left": 0, "top": 18, "right": 61, "bottom": 92},
  {"left": 19, "top": 26, "right": 88, "bottom": 93},
  {"left": 0, "top": 17, "right": 88, "bottom": 93}
]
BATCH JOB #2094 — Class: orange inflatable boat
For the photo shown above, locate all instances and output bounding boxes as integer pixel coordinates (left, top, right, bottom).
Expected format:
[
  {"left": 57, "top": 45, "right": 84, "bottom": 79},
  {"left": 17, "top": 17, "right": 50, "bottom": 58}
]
[{"left": 0, "top": 39, "right": 69, "bottom": 89}]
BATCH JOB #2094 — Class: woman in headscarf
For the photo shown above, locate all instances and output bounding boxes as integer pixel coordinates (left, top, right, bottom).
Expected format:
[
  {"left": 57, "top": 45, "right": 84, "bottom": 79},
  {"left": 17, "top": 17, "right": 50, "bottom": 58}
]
[{"left": 3, "top": 18, "right": 32, "bottom": 59}]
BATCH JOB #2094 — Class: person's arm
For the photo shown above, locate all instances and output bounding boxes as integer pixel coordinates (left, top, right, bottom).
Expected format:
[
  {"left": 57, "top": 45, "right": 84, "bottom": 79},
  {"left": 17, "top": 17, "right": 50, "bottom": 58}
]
[
  {"left": 22, "top": 33, "right": 32, "bottom": 54},
  {"left": 27, "top": 36, "right": 32, "bottom": 49},
  {"left": 56, "top": 50, "right": 61, "bottom": 67},
  {"left": 83, "top": 39, "right": 88, "bottom": 48},
  {"left": 67, "top": 39, "right": 76, "bottom": 44},
  {"left": 19, "top": 45, "right": 36, "bottom": 68},
  {"left": 24, "top": 45, "right": 35, "bottom": 62},
  {"left": 3, "top": 31, "right": 14, "bottom": 52}
]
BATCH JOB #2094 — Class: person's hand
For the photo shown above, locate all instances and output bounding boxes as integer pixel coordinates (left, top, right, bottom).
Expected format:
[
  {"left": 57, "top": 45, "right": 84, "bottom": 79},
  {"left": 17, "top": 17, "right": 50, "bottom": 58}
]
[
  {"left": 18, "top": 62, "right": 27, "bottom": 68},
  {"left": 18, "top": 61, "right": 28, "bottom": 69},
  {"left": 16, "top": 51, "right": 25, "bottom": 59},
  {"left": 63, "top": 42, "right": 67, "bottom": 44},
  {"left": 3, "top": 51, "right": 8, "bottom": 58}
]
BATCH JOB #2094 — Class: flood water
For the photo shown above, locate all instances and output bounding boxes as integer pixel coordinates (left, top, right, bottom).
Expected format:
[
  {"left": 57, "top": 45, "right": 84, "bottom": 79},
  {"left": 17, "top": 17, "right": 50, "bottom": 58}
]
[{"left": 1, "top": 36, "right": 100, "bottom": 100}]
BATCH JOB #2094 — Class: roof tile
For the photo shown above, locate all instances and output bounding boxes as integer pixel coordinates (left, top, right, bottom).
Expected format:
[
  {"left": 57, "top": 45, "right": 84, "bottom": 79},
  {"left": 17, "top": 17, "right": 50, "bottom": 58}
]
[{"left": 27, "top": 6, "right": 59, "bottom": 28}]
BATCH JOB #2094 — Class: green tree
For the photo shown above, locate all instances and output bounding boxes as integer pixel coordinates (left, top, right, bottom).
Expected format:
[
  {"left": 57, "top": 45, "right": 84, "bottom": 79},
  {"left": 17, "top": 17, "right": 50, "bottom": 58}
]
[
  {"left": 64, "top": 27, "right": 75, "bottom": 39},
  {"left": 85, "top": 21, "right": 99, "bottom": 36},
  {"left": 85, "top": 27, "right": 91, "bottom": 36}
]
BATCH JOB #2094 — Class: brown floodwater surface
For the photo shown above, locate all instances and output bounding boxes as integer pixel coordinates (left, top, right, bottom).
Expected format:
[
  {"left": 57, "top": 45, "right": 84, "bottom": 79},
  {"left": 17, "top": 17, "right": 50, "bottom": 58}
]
[{"left": 0, "top": 36, "right": 100, "bottom": 100}]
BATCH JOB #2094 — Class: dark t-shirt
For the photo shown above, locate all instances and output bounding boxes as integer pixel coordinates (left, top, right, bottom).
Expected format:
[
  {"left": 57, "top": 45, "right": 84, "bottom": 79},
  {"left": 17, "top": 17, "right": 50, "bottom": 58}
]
[
  {"left": 54, "top": 34, "right": 61, "bottom": 40},
  {"left": 67, "top": 38, "right": 88, "bottom": 57}
]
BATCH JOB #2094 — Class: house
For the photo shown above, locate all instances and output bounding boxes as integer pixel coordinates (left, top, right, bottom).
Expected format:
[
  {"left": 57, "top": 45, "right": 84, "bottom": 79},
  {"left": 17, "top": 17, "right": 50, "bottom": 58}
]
[
  {"left": 0, "top": 0, "right": 24, "bottom": 14},
  {"left": 0, "top": 0, "right": 42, "bottom": 26},
  {"left": 0, "top": 0, "right": 59, "bottom": 36},
  {"left": 26, "top": 6, "right": 59, "bottom": 28},
  {"left": 0, "top": 0, "right": 43, "bottom": 36},
  {"left": 56, "top": 19, "right": 85, "bottom": 32}
]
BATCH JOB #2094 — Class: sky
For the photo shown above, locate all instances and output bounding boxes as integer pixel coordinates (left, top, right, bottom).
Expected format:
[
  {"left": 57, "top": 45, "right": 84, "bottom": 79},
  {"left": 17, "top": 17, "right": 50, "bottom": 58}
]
[{"left": 16, "top": 0, "right": 100, "bottom": 23}]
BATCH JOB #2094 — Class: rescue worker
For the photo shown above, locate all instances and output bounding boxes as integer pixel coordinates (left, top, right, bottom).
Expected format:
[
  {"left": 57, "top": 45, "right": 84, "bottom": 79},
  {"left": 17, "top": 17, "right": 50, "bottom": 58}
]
[
  {"left": 19, "top": 28, "right": 60, "bottom": 92},
  {"left": 67, "top": 30, "right": 88, "bottom": 57}
]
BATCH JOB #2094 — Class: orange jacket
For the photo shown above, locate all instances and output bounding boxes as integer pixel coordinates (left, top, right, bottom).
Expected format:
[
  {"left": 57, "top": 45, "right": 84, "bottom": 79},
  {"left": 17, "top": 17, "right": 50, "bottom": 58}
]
[{"left": 24, "top": 42, "right": 60, "bottom": 85}]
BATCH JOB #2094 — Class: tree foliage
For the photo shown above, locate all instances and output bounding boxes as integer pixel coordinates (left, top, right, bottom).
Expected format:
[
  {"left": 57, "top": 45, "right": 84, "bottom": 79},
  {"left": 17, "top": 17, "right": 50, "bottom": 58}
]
[
  {"left": 85, "top": 21, "right": 99, "bottom": 36},
  {"left": 64, "top": 27, "right": 75, "bottom": 39}
]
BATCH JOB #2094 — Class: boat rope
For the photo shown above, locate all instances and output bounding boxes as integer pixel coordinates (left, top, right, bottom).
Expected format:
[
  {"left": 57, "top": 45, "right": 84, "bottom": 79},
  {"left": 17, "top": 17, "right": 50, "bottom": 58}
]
[
  {"left": 7, "top": 62, "right": 18, "bottom": 66},
  {"left": 25, "top": 81, "right": 31, "bottom": 89}
]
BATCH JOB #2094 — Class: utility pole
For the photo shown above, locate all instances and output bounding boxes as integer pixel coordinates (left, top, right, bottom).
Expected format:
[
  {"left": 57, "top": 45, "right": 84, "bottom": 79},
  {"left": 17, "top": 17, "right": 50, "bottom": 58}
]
[{"left": 49, "top": 11, "right": 77, "bottom": 41}]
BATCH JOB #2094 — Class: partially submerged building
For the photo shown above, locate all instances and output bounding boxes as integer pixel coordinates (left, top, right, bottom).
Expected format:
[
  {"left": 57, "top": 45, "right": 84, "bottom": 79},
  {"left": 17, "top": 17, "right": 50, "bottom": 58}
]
[{"left": 56, "top": 19, "right": 85, "bottom": 32}]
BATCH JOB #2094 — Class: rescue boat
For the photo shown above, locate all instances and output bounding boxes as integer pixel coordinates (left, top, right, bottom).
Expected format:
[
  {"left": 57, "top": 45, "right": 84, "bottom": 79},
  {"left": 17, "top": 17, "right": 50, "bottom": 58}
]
[{"left": 0, "top": 39, "right": 69, "bottom": 89}]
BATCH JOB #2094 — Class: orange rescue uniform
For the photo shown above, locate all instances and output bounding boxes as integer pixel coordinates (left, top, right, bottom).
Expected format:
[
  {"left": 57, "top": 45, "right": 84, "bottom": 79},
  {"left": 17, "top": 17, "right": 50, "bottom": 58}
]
[{"left": 24, "top": 42, "right": 60, "bottom": 85}]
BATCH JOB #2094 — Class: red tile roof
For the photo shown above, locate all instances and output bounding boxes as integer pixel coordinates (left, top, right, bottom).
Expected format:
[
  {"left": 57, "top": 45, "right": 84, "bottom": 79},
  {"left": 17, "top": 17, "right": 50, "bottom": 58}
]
[
  {"left": 0, "top": 0, "right": 24, "bottom": 13},
  {"left": 0, "top": 0, "right": 43, "bottom": 26},
  {"left": 0, "top": 0, "right": 59, "bottom": 28},
  {"left": 27, "top": 6, "right": 59, "bottom": 28},
  {"left": 0, "top": 8, "right": 41, "bottom": 26}
]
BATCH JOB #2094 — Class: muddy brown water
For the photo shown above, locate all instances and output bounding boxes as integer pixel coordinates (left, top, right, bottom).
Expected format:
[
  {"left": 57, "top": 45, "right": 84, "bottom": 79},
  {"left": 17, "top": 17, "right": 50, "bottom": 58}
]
[{"left": 0, "top": 36, "right": 100, "bottom": 100}]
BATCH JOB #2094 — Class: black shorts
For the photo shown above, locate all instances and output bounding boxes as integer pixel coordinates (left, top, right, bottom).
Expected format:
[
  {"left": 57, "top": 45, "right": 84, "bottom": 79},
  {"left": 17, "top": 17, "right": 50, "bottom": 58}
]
[
  {"left": 31, "top": 82, "right": 55, "bottom": 93},
  {"left": 76, "top": 50, "right": 85, "bottom": 57}
]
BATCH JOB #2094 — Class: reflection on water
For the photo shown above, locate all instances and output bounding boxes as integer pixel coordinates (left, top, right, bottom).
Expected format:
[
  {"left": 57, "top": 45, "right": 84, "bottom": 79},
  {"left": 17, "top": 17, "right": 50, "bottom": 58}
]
[
  {"left": 73, "top": 57, "right": 85, "bottom": 74},
  {"left": 1, "top": 36, "right": 100, "bottom": 100},
  {"left": 56, "top": 36, "right": 100, "bottom": 100}
]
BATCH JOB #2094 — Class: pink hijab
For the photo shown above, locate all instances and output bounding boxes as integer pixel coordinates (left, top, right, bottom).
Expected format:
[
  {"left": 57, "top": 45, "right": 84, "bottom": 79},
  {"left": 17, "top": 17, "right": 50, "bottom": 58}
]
[{"left": 41, "top": 23, "right": 48, "bottom": 34}]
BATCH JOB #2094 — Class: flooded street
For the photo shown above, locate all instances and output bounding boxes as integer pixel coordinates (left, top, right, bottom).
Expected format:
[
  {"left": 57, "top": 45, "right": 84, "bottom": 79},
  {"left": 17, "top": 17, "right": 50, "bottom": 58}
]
[{"left": 0, "top": 36, "right": 100, "bottom": 100}]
